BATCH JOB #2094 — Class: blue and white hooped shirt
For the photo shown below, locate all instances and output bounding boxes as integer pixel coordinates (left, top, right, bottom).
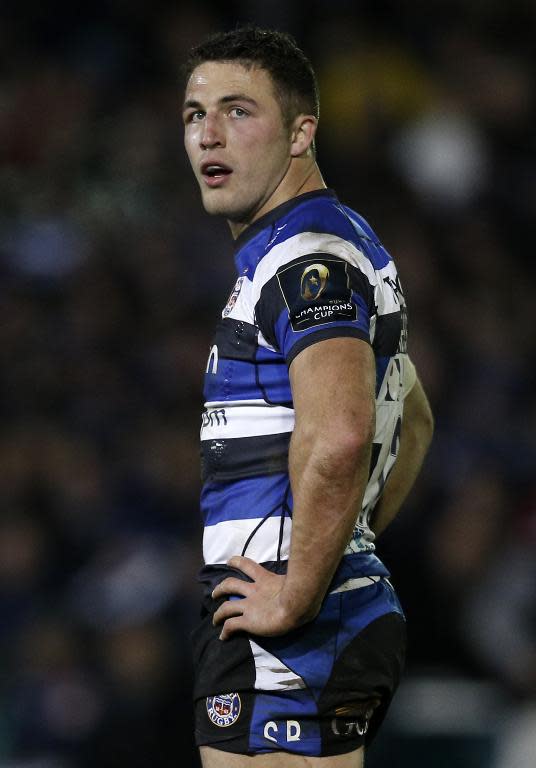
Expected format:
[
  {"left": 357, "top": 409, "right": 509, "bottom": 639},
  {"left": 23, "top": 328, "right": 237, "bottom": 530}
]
[{"left": 199, "top": 189, "right": 411, "bottom": 593}]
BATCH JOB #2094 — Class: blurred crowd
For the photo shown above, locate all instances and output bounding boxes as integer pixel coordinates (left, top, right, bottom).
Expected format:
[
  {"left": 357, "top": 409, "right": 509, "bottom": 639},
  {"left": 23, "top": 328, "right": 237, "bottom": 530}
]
[{"left": 1, "top": 1, "right": 535, "bottom": 766}]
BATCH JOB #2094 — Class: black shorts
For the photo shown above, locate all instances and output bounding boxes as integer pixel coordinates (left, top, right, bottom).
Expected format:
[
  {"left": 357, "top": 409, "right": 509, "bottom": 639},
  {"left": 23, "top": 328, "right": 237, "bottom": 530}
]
[{"left": 192, "top": 578, "right": 406, "bottom": 757}]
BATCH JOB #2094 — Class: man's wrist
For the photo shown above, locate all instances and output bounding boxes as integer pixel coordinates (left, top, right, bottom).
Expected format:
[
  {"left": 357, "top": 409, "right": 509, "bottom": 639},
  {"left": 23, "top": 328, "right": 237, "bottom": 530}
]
[{"left": 279, "top": 580, "right": 323, "bottom": 627}]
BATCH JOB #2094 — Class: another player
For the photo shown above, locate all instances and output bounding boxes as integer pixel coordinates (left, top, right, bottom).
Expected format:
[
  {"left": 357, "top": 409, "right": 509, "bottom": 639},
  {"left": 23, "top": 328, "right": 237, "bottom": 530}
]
[{"left": 182, "top": 26, "right": 434, "bottom": 767}]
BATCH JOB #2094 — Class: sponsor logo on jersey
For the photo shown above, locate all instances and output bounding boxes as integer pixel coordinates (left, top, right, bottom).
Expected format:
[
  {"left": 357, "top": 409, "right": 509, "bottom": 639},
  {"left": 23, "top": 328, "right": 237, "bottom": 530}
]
[
  {"left": 223, "top": 277, "right": 245, "bottom": 318},
  {"left": 277, "top": 257, "right": 357, "bottom": 332},
  {"left": 201, "top": 408, "right": 227, "bottom": 428},
  {"left": 300, "top": 263, "right": 329, "bottom": 300},
  {"left": 206, "top": 692, "right": 241, "bottom": 727}
]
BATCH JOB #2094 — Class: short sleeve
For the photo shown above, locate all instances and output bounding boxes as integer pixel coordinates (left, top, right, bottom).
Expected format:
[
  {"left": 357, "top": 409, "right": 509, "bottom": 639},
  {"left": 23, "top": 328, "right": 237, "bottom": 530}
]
[{"left": 255, "top": 253, "right": 375, "bottom": 366}]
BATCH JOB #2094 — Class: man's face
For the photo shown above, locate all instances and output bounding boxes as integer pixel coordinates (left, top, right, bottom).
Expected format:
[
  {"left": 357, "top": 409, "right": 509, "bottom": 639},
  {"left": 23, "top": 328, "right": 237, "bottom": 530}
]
[{"left": 183, "top": 61, "right": 292, "bottom": 224}]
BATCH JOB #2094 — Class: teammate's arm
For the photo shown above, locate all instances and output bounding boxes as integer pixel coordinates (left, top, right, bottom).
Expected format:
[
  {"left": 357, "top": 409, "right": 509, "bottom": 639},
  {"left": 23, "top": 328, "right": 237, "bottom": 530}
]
[
  {"left": 370, "top": 375, "right": 433, "bottom": 537},
  {"left": 213, "top": 336, "right": 376, "bottom": 636}
]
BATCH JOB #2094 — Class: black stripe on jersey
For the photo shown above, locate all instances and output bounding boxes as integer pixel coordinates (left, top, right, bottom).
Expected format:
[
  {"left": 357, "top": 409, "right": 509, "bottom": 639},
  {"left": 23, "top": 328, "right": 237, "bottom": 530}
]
[
  {"left": 346, "top": 263, "right": 376, "bottom": 315},
  {"left": 212, "top": 318, "right": 258, "bottom": 362},
  {"left": 201, "top": 432, "right": 291, "bottom": 483},
  {"left": 198, "top": 560, "right": 289, "bottom": 601},
  {"left": 286, "top": 326, "right": 370, "bottom": 367},
  {"left": 372, "top": 311, "right": 402, "bottom": 357}
]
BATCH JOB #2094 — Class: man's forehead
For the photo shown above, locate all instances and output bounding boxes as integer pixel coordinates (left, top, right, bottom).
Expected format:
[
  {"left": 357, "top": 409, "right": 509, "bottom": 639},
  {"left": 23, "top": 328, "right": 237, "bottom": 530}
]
[{"left": 185, "top": 61, "right": 273, "bottom": 100}]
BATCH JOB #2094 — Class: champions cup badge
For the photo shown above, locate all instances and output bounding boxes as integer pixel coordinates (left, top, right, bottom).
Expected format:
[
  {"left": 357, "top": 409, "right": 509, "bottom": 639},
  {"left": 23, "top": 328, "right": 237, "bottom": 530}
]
[
  {"left": 206, "top": 692, "right": 241, "bottom": 727},
  {"left": 300, "top": 263, "right": 329, "bottom": 301}
]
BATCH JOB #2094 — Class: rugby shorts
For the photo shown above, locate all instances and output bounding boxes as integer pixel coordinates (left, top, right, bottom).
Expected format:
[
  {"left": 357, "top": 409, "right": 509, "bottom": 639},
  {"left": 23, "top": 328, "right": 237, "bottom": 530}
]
[{"left": 192, "top": 577, "right": 406, "bottom": 757}]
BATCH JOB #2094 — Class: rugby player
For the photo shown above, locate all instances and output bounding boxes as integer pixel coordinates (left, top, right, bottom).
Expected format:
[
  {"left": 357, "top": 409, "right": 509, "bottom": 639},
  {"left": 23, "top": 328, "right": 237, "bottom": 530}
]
[{"left": 182, "top": 26, "right": 434, "bottom": 767}]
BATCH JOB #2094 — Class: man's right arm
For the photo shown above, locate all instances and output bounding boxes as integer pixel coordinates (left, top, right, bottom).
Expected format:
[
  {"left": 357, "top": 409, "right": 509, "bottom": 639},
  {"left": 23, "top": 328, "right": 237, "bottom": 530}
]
[{"left": 371, "top": 374, "right": 434, "bottom": 537}]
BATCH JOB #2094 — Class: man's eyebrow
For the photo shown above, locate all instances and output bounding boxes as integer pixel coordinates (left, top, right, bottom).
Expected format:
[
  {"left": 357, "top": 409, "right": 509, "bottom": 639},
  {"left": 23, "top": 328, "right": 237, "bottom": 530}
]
[
  {"left": 183, "top": 99, "right": 202, "bottom": 112},
  {"left": 219, "top": 94, "right": 258, "bottom": 107},
  {"left": 182, "top": 94, "right": 258, "bottom": 111}
]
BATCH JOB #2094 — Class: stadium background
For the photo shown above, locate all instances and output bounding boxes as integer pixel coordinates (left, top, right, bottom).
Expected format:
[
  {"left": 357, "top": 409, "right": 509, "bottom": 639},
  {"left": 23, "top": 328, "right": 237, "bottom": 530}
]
[{"left": 1, "top": 1, "right": 535, "bottom": 766}]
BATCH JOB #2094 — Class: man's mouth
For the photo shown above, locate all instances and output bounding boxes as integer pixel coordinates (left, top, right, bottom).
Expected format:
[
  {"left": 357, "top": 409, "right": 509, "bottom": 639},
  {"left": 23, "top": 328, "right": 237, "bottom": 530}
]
[{"left": 201, "top": 162, "right": 233, "bottom": 182}]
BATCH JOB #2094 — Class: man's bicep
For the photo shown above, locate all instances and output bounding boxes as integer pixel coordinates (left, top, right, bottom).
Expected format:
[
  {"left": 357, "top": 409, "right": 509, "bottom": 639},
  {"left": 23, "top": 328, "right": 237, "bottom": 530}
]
[
  {"left": 254, "top": 253, "right": 373, "bottom": 361},
  {"left": 289, "top": 337, "right": 376, "bottom": 440}
]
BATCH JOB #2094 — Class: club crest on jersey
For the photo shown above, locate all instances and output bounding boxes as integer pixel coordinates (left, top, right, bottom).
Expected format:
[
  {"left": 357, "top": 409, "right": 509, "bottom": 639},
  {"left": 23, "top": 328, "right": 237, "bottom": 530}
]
[
  {"left": 300, "top": 263, "right": 329, "bottom": 300},
  {"left": 206, "top": 693, "right": 241, "bottom": 727},
  {"left": 223, "top": 277, "right": 245, "bottom": 317}
]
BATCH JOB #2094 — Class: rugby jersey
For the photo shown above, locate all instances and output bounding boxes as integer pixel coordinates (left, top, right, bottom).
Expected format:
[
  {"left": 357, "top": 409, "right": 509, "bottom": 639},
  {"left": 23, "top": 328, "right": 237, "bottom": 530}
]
[{"left": 199, "top": 189, "right": 411, "bottom": 595}]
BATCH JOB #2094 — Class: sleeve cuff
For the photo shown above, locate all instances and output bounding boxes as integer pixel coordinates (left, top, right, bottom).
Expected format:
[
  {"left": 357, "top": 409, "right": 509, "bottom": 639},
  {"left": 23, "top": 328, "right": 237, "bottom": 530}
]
[{"left": 286, "top": 326, "right": 371, "bottom": 367}]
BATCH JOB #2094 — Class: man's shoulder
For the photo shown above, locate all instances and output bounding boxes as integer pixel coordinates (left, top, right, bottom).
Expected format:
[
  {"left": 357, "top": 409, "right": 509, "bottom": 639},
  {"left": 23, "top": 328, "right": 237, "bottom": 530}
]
[{"left": 269, "top": 189, "right": 354, "bottom": 248}]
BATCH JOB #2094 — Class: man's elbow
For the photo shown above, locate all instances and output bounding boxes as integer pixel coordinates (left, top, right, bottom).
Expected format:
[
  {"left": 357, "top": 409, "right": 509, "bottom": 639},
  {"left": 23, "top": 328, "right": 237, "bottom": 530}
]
[{"left": 313, "top": 422, "right": 374, "bottom": 474}]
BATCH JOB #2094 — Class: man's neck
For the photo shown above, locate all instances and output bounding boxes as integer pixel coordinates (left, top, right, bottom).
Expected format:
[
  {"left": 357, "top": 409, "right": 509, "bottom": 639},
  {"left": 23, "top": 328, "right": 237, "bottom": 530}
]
[{"left": 229, "top": 161, "right": 326, "bottom": 240}]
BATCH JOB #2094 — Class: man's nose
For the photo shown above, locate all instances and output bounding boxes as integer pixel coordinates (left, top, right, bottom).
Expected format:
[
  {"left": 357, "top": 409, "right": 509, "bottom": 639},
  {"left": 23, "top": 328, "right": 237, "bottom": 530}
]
[{"left": 200, "top": 115, "right": 224, "bottom": 149}]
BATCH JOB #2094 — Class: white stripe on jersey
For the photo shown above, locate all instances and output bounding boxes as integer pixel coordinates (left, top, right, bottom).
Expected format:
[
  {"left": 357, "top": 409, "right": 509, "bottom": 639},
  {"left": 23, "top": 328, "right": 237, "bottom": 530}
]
[
  {"left": 251, "top": 232, "right": 378, "bottom": 305},
  {"left": 203, "top": 516, "right": 291, "bottom": 564},
  {"left": 201, "top": 400, "right": 294, "bottom": 442},
  {"left": 223, "top": 231, "right": 402, "bottom": 346}
]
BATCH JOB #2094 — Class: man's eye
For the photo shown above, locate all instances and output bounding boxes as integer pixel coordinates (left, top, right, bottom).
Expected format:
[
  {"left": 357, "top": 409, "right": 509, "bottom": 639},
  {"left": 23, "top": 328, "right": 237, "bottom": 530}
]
[
  {"left": 184, "top": 111, "right": 204, "bottom": 124},
  {"left": 229, "top": 107, "right": 248, "bottom": 118}
]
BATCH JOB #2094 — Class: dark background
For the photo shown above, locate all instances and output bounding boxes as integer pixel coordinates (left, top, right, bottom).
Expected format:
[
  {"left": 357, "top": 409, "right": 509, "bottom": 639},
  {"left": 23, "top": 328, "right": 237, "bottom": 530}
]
[{"left": 1, "top": 1, "right": 535, "bottom": 766}]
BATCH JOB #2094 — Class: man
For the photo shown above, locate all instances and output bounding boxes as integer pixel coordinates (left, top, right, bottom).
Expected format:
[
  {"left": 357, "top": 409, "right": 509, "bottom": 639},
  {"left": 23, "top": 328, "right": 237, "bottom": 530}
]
[{"left": 182, "top": 26, "right": 433, "bottom": 767}]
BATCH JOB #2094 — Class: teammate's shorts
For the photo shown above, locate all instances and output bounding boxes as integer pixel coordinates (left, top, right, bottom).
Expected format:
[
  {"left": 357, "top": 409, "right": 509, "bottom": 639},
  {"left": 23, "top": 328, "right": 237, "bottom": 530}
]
[{"left": 192, "top": 577, "right": 406, "bottom": 757}]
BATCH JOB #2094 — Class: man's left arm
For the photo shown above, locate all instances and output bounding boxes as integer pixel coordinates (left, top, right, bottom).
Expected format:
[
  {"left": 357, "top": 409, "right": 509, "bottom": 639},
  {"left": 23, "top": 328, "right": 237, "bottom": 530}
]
[{"left": 213, "top": 336, "right": 375, "bottom": 638}]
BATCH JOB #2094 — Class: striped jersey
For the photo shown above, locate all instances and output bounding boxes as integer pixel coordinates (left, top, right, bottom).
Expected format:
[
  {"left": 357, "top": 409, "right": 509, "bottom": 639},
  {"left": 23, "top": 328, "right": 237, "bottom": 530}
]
[{"left": 199, "top": 189, "right": 411, "bottom": 594}]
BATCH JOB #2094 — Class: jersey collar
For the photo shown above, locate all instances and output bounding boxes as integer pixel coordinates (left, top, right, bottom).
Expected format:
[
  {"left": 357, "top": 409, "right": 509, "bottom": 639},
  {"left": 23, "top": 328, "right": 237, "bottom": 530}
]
[{"left": 233, "top": 189, "right": 338, "bottom": 253}]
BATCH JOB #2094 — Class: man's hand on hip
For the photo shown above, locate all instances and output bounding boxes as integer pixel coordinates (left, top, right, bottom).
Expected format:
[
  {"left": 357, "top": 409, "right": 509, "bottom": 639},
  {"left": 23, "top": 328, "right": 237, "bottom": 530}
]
[{"left": 212, "top": 556, "right": 312, "bottom": 640}]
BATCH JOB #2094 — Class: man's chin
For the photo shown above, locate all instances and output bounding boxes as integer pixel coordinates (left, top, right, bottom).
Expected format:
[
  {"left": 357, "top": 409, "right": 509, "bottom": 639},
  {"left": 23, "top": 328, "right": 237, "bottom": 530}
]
[{"left": 200, "top": 191, "right": 246, "bottom": 220}]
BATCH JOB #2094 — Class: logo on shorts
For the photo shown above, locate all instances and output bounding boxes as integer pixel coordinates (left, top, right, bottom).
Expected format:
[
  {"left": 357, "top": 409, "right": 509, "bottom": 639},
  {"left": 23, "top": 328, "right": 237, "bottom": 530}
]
[
  {"left": 206, "top": 692, "right": 241, "bottom": 727},
  {"left": 331, "top": 716, "right": 370, "bottom": 738},
  {"left": 331, "top": 701, "right": 378, "bottom": 738}
]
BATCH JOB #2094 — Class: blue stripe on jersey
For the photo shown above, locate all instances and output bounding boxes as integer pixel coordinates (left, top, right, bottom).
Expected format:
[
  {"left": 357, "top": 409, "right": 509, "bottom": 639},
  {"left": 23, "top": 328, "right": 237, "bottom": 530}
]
[
  {"left": 266, "top": 197, "right": 357, "bottom": 250},
  {"left": 201, "top": 473, "right": 291, "bottom": 526},
  {"left": 234, "top": 191, "right": 339, "bottom": 275},
  {"left": 341, "top": 207, "right": 393, "bottom": 270},
  {"left": 235, "top": 227, "right": 273, "bottom": 276},
  {"left": 254, "top": 357, "right": 293, "bottom": 404},
  {"left": 234, "top": 192, "right": 393, "bottom": 278},
  {"left": 203, "top": 358, "right": 263, "bottom": 402}
]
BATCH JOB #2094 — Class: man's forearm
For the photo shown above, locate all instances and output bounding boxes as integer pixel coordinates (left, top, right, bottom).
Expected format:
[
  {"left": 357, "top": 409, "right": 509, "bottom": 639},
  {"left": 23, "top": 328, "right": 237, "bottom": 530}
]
[
  {"left": 280, "top": 424, "right": 373, "bottom": 623},
  {"left": 371, "top": 377, "right": 433, "bottom": 537}
]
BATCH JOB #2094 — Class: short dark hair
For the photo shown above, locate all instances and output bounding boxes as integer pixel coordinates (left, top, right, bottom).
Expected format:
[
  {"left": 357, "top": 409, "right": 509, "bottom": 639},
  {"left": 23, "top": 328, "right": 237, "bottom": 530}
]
[{"left": 183, "top": 26, "right": 320, "bottom": 127}]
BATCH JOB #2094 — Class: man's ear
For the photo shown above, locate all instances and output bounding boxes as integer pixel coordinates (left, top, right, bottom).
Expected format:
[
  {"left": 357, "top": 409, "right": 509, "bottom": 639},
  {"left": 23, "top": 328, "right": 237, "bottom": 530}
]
[{"left": 290, "top": 115, "right": 318, "bottom": 157}]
